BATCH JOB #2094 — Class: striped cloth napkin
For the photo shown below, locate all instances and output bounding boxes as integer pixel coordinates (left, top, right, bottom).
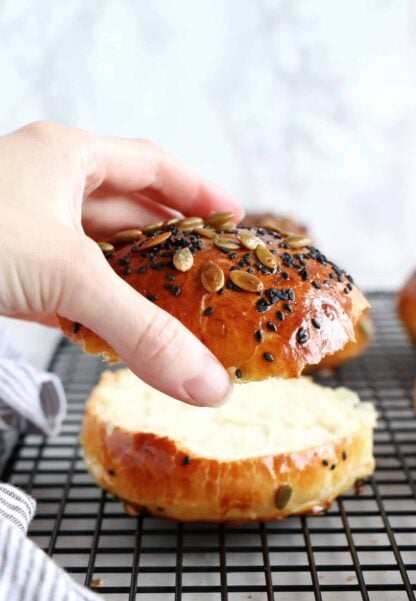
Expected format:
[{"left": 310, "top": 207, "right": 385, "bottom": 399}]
[{"left": 0, "top": 325, "right": 101, "bottom": 601}]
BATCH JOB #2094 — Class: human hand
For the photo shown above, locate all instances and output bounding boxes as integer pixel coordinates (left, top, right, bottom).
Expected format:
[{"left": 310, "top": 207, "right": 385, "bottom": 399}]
[{"left": 0, "top": 122, "right": 243, "bottom": 405}]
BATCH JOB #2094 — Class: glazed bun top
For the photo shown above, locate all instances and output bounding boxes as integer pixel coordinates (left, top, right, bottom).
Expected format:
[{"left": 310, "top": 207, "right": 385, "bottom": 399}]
[{"left": 59, "top": 212, "right": 369, "bottom": 381}]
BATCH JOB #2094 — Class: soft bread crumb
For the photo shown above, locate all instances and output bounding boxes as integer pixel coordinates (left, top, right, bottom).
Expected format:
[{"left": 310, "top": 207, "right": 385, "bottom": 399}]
[{"left": 89, "top": 371, "right": 376, "bottom": 461}]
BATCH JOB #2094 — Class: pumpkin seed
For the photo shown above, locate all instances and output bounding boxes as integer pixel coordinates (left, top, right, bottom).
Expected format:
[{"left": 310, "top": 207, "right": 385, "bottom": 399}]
[
  {"left": 111, "top": 229, "right": 143, "bottom": 245},
  {"left": 214, "top": 237, "right": 241, "bottom": 251},
  {"left": 267, "top": 225, "right": 289, "bottom": 237},
  {"left": 237, "top": 230, "right": 265, "bottom": 250},
  {"left": 142, "top": 221, "right": 164, "bottom": 233},
  {"left": 177, "top": 216, "right": 204, "bottom": 230},
  {"left": 206, "top": 211, "right": 235, "bottom": 227},
  {"left": 256, "top": 245, "right": 277, "bottom": 269},
  {"left": 165, "top": 217, "right": 180, "bottom": 226},
  {"left": 139, "top": 231, "right": 172, "bottom": 250},
  {"left": 275, "top": 484, "right": 293, "bottom": 509},
  {"left": 218, "top": 221, "right": 236, "bottom": 232},
  {"left": 194, "top": 227, "right": 217, "bottom": 239},
  {"left": 201, "top": 261, "right": 225, "bottom": 292},
  {"left": 230, "top": 270, "right": 264, "bottom": 293},
  {"left": 173, "top": 247, "right": 194, "bottom": 272},
  {"left": 284, "top": 234, "right": 312, "bottom": 249},
  {"left": 97, "top": 241, "right": 115, "bottom": 253}
]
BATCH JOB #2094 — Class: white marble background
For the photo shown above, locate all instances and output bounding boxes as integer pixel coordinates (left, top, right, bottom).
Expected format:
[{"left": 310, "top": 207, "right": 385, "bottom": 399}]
[{"left": 0, "top": 0, "right": 415, "bottom": 289}]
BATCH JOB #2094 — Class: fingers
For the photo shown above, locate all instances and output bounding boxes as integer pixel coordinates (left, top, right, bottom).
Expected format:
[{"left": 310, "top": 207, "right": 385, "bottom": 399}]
[
  {"left": 89, "top": 134, "right": 244, "bottom": 221},
  {"left": 58, "top": 239, "right": 232, "bottom": 406},
  {"left": 5, "top": 312, "right": 59, "bottom": 328},
  {"left": 82, "top": 191, "right": 182, "bottom": 240}
]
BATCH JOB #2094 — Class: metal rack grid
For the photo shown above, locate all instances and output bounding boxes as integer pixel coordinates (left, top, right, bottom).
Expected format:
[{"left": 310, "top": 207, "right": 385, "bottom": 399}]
[{"left": 2, "top": 292, "right": 416, "bottom": 601}]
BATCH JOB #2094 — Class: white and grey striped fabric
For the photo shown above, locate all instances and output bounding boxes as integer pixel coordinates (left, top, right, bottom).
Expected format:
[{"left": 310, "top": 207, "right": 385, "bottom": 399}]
[{"left": 0, "top": 325, "right": 101, "bottom": 601}]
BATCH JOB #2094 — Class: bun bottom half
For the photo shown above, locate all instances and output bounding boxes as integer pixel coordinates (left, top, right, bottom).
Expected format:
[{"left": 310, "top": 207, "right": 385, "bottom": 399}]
[{"left": 82, "top": 371, "right": 376, "bottom": 522}]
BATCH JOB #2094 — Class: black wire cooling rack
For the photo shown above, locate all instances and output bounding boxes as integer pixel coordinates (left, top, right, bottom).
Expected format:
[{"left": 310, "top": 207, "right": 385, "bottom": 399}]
[{"left": 2, "top": 292, "right": 416, "bottom": 601}]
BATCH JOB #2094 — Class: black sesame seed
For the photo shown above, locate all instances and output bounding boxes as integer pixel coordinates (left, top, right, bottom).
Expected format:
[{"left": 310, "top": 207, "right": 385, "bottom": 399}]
[
  {"left": 323, "top": 279, "right": 330, "bottom": 286},
  {"left": 297, "top": 327, "right": 309, "bottom": 344},
  {"left": 108, "top": 469, "right": 115, "bottom": 476},
  {"left": 164, "top": 283, "right": 181, "bottom": 297},
  {"left": 230, "top": 266, "right": 240, "bottom": 271},
  {"left": 138, "top": 265, "right": 147, "bottom": 274},
  {"left": 239, "top": 259, "right": 250, "bottom": 268},
  {"left": 235, "top": 369, "right": 242, "bottom": 379},
  {"left": 311, "top": 318, "right": 321, "bottom": 329},
  {"left": 229, "top": 252, "right": 238, "bottom": 259},
  {"left": 182, "top": 456, "right": 191, "bottom": 466},
  {"left": 146, "top": 294, "right": 158, "bottom": 302},
  {"left": 255, "top": 330, "right": 264, "bottom": 343},
  {"left": 344, "top": 286, "right": 350, "bottom": 294},
  {"left": 256, "top": 298, "right": 269, "bottom": 313},
  {"left": 329, "top": 272, "right": 336, "bottom": 279},
  {"left": 247, "top": 268, "right": 255, "bottom": 274},
  {"left": 346, "top": 274, "right": 354, "bottom": 284},
  {"left": 299, "top": 267, "right": 309, "bottom": 281},
  {"left": 281, "top": 272, "right": 290, "bottom": 280},
  {"left": 342, "top": 451, "right": 347, "bottom": 461},
  {"left": 263, "top": 352, "right": 274, "bottom": 362},
  {"left": 227, "top": 280, "right": 242, "bottom": 292},
  {"left": 123, "top": 266, "right": 132, "bottom": 275},
  {"left": 243, "top": 253, "right": 251, "bottom": 261},
  {"left": 322, "top": 459, "right": 329, "bottom": 467},
  {"left": 203, "top": 307, "right": 215, "bottom": 316},
  {"left": 118, "top": 256, "right": 131, "bottom": 265},
  {"left": 217, "top": 287, "right": 225, "bottom": 295},
  {"left": 283, "top": 303, "right": 292, "bottom": 313},
  {"left": 312, "top": 281, "right": 321, "bottom": 289},
  {"left": 73, "top": 322, "right": 81, "bottom": 334},
  {"left": 346, "top": 282, "right": 353, "bottom": 291},
  {"left": 219, "top": 247, "right": 230, "bottom": 254},
  {"left": 166, "top": 273, "right": 176, "bottom": 281},
  {"left": 276, "top": 311, "right": 284, "bottom": 321},
  {"left": 330, "top": 464, "right": 336, "bottom": 471},
  {"left": 266, "top": 321, "right": 277, "bottom": 332}
]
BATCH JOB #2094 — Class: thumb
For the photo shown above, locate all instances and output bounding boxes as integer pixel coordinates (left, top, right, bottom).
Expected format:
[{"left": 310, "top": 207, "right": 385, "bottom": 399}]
[{"left": 59, "top": 240, "right": 232, "bottom": 406}]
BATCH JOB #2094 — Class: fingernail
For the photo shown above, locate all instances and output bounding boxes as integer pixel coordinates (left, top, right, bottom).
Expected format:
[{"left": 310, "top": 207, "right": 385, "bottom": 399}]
[{"left": 183, "top": 355, "right": 233, "bottom": 407}]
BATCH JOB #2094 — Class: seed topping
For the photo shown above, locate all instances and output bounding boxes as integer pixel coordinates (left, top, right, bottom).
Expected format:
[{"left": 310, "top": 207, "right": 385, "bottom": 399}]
[
  {"left": 201, "top": 261, "right": 225, "bottom": 293},
  {"left": 230, "top": 270, "right": 264, "bottom": 293},
  {"left": 173, "top": 247, "right": 194, "bottom": 272},
  {"left": 142, "top": 221, "right": 164, "bottom": 232},
  {"left": 203, "top": 306, "right": 215, "bottom": 316},
  {"left": 256, "top": 245, "right": 277, "bottom": 269},
  {"left": 139, "top": 231, "right": 172, "bottom": 250},
  {"left": 97, "top": 241, "right": 115, "bottom": 253},
  {"left": 111, "top": 229, "right": 143, "bottom": 244},
  {"left": 284, "top": 234, "right": 312, "bottom": 249},
  {"left": 214, "top": 237, "right": 241, "bottom": 251},
  {"left": 193, "top": 227, "right": 217, "bottom": 239},
  {"left": 263, "top": 352, "right": 274, "bottom": 362},
  {"left": 275, "top": 484, "right": 293, "bottom": 509},
  {"left": 237, "top": 230, "right": 265, "bottom": 250}
]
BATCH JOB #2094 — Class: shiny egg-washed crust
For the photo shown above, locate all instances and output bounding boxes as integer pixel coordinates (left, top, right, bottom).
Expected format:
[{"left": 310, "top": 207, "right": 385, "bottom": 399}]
[
  {"left": 242, "top": 211, "right": 374, "bottom": 371},
  {"left": 311, "top": 309, "right": 374, "bottom": 371},
  {"left": 58, "top": 222, "right": 369, "bottom": 381},
  {"left": 82, "top": 371, "right": 375, "bottom": 522},
  {"left": 397, "top": 270, "right": 416, "bottom": 343}
]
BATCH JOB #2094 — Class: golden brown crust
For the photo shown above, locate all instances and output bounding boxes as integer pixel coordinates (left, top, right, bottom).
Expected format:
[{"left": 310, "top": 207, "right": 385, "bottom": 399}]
[
  {"left": 397, "top": 270, "right": 416, "bottom": 343},
  {"left": 81, "top": 374, "right": 374, "bottom": 522},
  {"left": 58, "top": 219, "right": 369, "bottom": 381},
  {"left": 311, "top": 309, "right": 374, "bottom": 371}
]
